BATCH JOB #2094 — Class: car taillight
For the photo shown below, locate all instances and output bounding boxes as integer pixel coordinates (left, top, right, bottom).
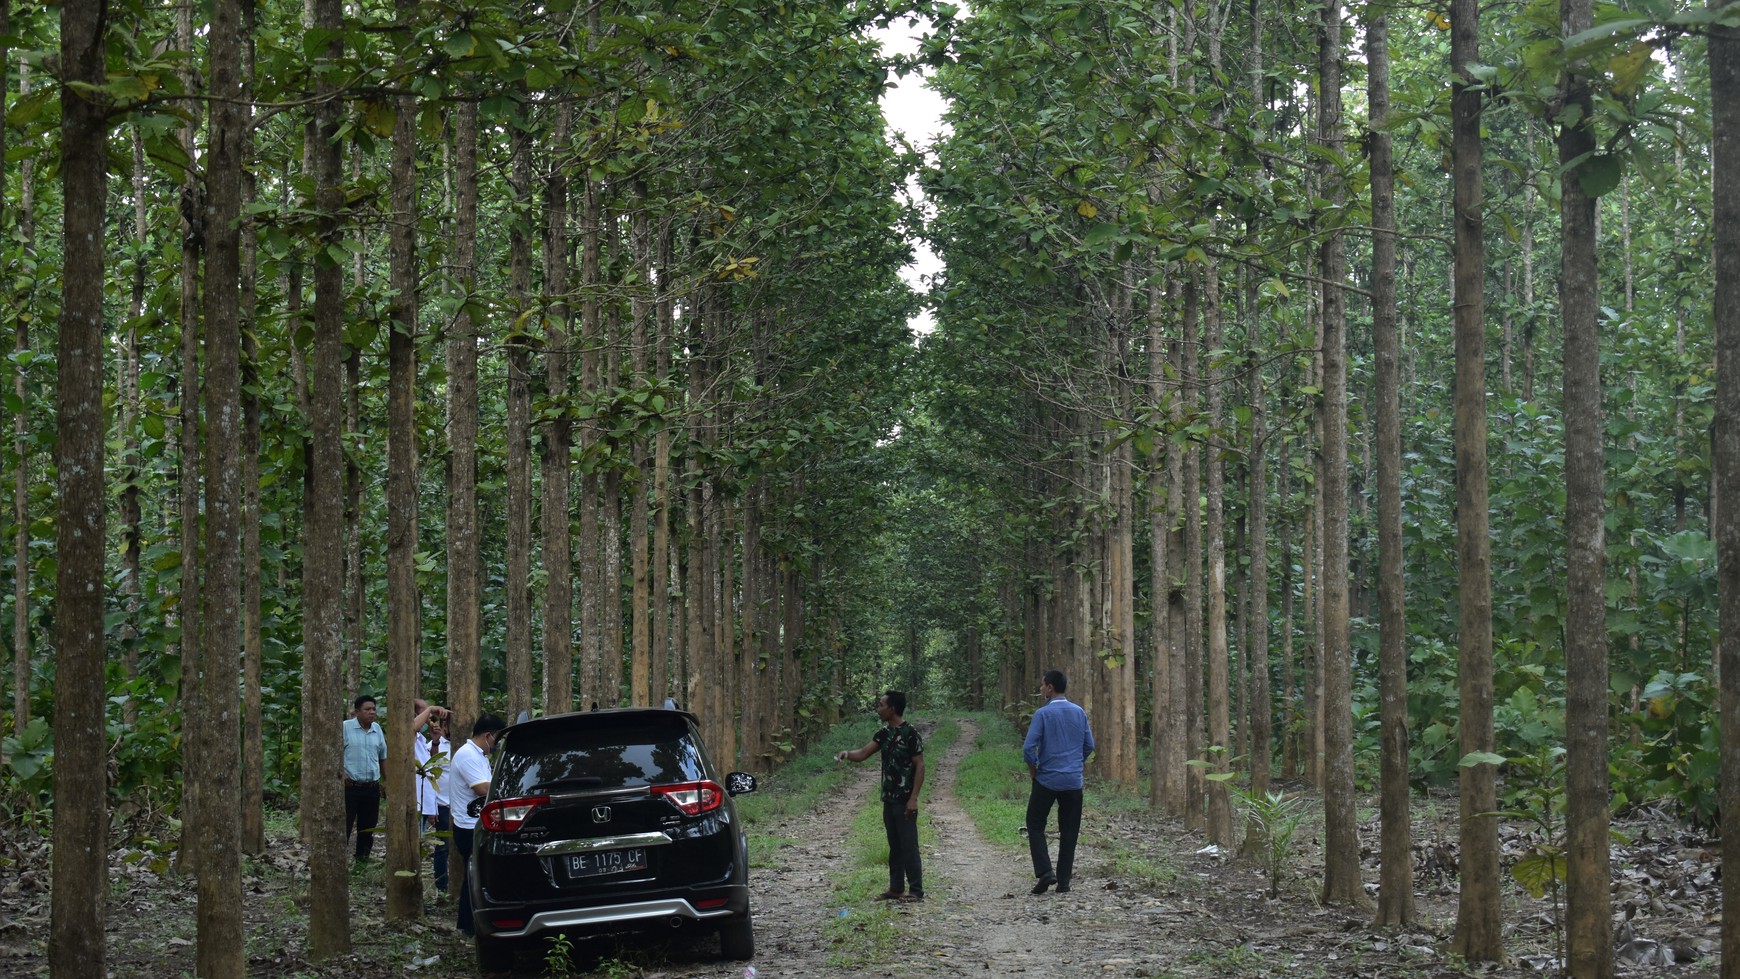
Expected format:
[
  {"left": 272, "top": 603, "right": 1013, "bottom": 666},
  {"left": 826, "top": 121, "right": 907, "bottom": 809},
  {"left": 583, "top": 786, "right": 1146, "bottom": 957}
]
[
  {"left": 651, "top": 780, "right": 724, "bottom": 816},
  {"left": 480, "top": 796, "right": 550, "bottom": 832}
]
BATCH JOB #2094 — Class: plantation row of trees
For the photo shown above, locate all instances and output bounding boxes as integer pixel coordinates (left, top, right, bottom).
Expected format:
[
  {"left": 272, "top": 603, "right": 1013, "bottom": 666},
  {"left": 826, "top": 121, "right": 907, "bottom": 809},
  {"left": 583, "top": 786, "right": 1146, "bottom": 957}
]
[
  {"left": 2, "top": 0, "right": 954, "bottom": 971},
  {"left": 892, "top": 0, "right": 1740, "bottom": 977},
  {"left": 13, "top": 0, "right": 1740, "bottom": 976}
]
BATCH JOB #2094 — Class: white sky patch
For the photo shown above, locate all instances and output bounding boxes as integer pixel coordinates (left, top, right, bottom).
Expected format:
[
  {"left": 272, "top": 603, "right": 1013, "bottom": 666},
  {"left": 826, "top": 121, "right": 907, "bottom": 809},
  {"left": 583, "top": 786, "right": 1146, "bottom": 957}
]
[{"left": 873, "top": 18, "right": 948, "bottom": 337}]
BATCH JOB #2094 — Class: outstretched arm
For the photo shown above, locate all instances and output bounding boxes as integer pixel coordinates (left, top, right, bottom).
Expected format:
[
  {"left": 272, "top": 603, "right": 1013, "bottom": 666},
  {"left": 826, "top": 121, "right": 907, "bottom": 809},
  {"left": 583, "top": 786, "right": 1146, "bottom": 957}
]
[{"left": 835, "top": 739, "right": 881, "bottom": 763}]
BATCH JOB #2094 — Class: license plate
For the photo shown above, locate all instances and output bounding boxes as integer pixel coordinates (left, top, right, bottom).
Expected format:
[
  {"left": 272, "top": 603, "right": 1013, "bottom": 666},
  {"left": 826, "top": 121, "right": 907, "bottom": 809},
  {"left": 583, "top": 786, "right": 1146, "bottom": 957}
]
[{"left": 563, "top": 847, "right": 647, "bottom": 879}]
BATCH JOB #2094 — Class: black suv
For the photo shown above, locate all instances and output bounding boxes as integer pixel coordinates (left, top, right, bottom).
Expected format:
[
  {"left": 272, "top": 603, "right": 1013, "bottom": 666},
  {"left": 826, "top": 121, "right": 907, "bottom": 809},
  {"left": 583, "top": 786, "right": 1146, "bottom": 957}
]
[{"left": 467, "top": 707, "right": 758, "bottom": 972}]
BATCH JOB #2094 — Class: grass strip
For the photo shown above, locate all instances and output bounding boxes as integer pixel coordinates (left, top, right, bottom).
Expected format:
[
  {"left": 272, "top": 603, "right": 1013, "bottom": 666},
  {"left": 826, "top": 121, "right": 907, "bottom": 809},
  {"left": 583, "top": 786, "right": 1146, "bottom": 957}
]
[{"left": 951, "top": 711, "right": 1176, "bottom": 890}]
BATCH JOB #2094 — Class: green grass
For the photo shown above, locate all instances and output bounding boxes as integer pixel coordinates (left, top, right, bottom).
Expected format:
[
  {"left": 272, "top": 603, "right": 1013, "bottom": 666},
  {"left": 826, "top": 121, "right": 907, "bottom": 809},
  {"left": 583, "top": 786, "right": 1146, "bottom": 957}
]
[
  {"left": 950, "top": 711, "right": 1178, "bottom": 889},
  {"left": 950, "top": 712, "right": 1032, "bottom": 851}
]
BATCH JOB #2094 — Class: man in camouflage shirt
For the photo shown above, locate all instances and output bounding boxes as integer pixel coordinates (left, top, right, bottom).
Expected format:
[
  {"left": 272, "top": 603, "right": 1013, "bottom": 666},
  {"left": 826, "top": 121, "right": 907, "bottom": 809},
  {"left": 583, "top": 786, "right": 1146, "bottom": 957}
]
[{"left": 836, "top": 690, "right": 926, "bottom": 901}]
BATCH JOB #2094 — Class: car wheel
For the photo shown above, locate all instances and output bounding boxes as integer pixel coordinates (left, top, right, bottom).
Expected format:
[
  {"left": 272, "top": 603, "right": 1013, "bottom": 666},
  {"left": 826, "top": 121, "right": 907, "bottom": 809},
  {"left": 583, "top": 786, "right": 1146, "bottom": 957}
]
[
  {"left": 476, "top": 934, "right": 514, "bottom": 974},
  {"left": 719, "top": 913, "right": 755, "bottom": 961}
]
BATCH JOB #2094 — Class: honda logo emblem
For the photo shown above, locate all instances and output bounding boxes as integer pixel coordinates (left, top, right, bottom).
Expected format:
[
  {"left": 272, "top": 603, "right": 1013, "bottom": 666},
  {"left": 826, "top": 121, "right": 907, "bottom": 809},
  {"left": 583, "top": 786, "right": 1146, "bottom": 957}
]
[{"left": 591, "top": 806, "right": 612, "bottom": 824}]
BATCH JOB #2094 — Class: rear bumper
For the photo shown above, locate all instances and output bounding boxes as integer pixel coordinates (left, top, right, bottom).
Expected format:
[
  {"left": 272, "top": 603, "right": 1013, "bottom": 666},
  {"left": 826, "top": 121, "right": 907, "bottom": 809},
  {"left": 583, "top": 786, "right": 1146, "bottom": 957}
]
[{"left": 472, "top": 884, "right": 751, "bottom": 940}]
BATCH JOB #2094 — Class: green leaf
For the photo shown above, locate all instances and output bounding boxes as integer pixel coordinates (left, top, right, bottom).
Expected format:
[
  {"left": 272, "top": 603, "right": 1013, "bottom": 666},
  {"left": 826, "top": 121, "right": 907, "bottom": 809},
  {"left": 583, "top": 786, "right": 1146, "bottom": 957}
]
[
  {"left": 1511, "top": 850, "right": 1567, "bottom": 899},
  {"left": 1575, "top": 153, "right": 1622, "bottom": 199},
  {"left": 1459, "top": 750, "right": 1508, "bottom": 769},
  {"left": 1082, "top": 223, "right": 1119, "bottom": 249},
  {"left": 1608, "top": 41, "right": 1654, "bottom": 96},
  {"left": 443, "top": 32, "right": 477, "bottom": 60}
]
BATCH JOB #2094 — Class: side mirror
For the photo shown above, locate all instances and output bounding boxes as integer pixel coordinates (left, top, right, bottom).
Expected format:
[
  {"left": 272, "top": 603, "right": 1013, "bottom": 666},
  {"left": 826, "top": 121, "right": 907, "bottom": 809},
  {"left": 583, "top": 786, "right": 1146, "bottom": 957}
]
[
  {"left": 467, "top": 797, "right": 485, "bottom": 818},
  {"left": 725, "top": 772, "right": 757, "bottom": 797}
]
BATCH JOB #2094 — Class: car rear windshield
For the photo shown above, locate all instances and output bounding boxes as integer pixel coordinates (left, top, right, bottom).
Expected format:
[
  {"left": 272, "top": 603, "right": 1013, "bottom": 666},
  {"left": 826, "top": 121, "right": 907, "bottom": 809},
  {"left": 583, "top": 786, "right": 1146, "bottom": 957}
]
[{"left": 494, "top": 718, "right": 709, "bottom": 796}]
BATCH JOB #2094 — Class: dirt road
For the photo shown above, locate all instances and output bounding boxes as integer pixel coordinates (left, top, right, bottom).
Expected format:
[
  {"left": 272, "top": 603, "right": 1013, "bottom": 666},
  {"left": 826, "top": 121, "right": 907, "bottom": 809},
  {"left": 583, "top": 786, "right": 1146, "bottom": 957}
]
[{"left": 635, "top": 717, "right": 1185, "bottom": 978}]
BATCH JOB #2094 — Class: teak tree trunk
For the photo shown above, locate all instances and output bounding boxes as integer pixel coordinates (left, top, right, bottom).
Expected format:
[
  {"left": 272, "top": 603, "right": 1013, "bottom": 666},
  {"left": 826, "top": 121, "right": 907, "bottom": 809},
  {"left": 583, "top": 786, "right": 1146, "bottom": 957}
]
[
  {"left": 1451, "top": 0, "right": 1502, "bottom": 958},
  {"left": 50, "top": 1, "right": 110, "bottom": 972},
  {"left": 300, "top": 0, "right": 351, "bottom": 950},
  {"left": 1204, "top": 258, "right": 1234, "bottom": 847},
  {"left": 505, "top": 121, "right": 535, "bottom": 726},
  {"left": 1181, "top": 275, "right": 1205, "bottom": 830},
  {"left": 384, "top": 8, "right": 424, "bottom": 919},
  {"left": 448, "top": 100, "right": 482, "bottom": 737},
  {"left": 196, "top": 0, "right": 247, "bottom": 962},
  {"left": 1559, "top": 0, "right": 1613, "bottom": 972},
  {"left": 1317, "top": 0, "right": 1362, "bottom": 908},
  {"left": 543, "top": 101, "right": 575, "bottom": 715},
  {"left": 1368, "top": 1, "right": 1415, "bottom": 928}
]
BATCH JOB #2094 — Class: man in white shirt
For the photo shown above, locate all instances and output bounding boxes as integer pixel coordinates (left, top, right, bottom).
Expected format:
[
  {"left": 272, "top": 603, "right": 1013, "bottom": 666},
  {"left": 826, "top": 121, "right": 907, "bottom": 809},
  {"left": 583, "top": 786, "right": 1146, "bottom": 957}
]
[
  {"left": 414, "top": 713, "right": 452, "bottom": 897},
  {"left": 449, "top": 713, "right": 506, "bottom": 936}
]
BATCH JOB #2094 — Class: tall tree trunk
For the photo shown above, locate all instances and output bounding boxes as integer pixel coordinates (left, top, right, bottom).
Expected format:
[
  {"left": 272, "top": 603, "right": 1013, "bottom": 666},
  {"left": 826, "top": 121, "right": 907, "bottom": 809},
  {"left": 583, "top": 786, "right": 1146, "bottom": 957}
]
[
  {"left": 1242, "top": 0, "right": 1271, "bottom": 784},
  {"left": 603, "top": 467, "right": 625, "bottom": 703},
  {"left": 447, "top": 101, "right": 481, "bottom": 738},
  {"left": 1182, "top": 275, "right": 1205, "bottom": 830},
  {"left": 1712, "top": 8, "right": 1740, "bottom": 979},
  {"left": 1369, "top": 0, "right": 1414, "bottom": 928},
  {"left": 50, "top": 1, "right": 110, "bottom": 972},
  {"left": 1451, "top": 0, "right": 1501, "bottom": 956},
  {"left": 1279, "top": 442, "right": 1298, "bottom": 781},
  {"left": 1317, "top": 0, "right": 1361, "bottom": 907},
  {"left": 301, "top": 0, "right": 351, "bottom": 950},
  {"left": 384, "top": 7, "right": 424, "bottom": 918},
  {"left": 1114, "top": 365, "right": 1137, "bottom": 789},
  {"left": 651, "top": 225, "right": 674, "bottom": 705},
  {"left": 630, "top": 191, "right": 653, "bottom": 706},
  {"left": 1147, "top": 271, "right": 1175, "bottom": 812},
  {"left": 742, "top": 482, "right": 763, "bottom": 764},
  {"left": 1559, "top": 0, "right": 1612, "bottom": 971},
  {"left": 575, "top": 2, "right": 603, "bottom": 714},
  {"left": 543, "top": 102, "right": 574, "bottom": 715},
  {"left": 717, "top": 489, "right": 738, "bottom": 761},
  {"left": 505, "top": 122, "right": 535, "bottom": 725},
  {"left": 196, "top": 0, "right": 247, "bottom": 962},
  {"left": 1204, "top": 260, "right": 1233, "bottom": 846}
]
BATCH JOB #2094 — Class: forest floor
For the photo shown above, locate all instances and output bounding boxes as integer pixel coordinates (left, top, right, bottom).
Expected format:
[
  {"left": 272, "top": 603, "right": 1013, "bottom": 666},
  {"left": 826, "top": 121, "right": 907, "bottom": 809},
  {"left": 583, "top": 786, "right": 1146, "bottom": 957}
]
[{"left": 0, "top": 715, "right": 1724, "bottom": 978}]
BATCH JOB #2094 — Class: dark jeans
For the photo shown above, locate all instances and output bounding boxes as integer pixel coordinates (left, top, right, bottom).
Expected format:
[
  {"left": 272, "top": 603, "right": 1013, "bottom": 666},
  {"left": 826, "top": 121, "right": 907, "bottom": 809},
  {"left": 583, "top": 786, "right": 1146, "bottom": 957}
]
[
  {"left": 1026, "top": 782, "right": 1083, "bottom": 884},
  {"left": 882, "top": 798, "right": 923, "bottom": 897},
  {"left": 453, "top": 824, "right": 475, "bottom": 934},
  {"left": 426, "top": 806, "right": 451, "bottom": 893},
  {"left": 345, "top": 782, "right": 382, "bottom": 862}
]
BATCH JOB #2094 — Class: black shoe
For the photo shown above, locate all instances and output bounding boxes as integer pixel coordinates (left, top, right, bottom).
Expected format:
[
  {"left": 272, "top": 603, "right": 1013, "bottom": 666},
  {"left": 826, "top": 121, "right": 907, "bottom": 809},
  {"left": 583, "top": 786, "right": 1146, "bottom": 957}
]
[
  {"left": 1056, "top": 882, "right": 1071, "bottom": 893},
  {"left": 1031, "top": 873, "right": 1056, "bottom": 895}
]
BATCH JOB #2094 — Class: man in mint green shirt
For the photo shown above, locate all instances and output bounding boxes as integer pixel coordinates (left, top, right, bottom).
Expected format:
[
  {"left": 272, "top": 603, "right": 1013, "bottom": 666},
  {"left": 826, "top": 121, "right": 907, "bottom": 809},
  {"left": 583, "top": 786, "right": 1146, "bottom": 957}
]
[{"left": 343, "top": 695, "right": 388, "bottom": 862}]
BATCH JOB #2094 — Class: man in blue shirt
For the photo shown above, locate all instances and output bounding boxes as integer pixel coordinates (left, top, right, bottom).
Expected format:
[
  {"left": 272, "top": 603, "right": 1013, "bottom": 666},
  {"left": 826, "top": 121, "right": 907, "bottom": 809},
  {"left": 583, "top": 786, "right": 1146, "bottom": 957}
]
[
  {"left": 1023, "top": 669, "right": 1094, "bottom": 894},
  {"left": 343, "top": 694, "right": 389, "bottom": 863}
]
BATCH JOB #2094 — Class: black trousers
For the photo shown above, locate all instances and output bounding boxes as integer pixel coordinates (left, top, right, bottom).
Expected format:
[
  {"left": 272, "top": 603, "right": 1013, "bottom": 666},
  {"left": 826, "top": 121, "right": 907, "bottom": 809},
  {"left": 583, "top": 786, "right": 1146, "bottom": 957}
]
[
  {"left": 453, "top": 824, "right": 476, "bottom": 934},
  {"left": 344, "top": 782, "right": 382, "bottom": 861},
  {"left": 1026, "top": 782, "right": 1083, "bottom": 884},
  {"left": 427, "top": 805, "right": 451, "bottom": 892},
  {"left": 882, "top": 799, "right": 923, "bottom": 897}
]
